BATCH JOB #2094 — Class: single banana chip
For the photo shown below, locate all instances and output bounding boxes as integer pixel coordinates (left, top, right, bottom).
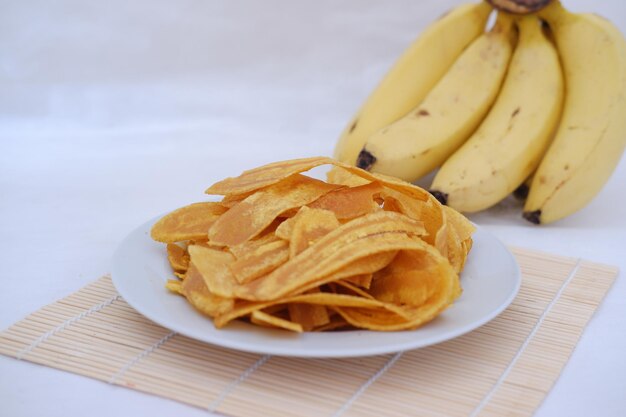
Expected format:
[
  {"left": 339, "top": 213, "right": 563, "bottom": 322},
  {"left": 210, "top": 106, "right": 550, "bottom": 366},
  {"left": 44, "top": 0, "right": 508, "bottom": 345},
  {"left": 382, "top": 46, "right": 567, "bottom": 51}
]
[
  {"left": 205, "top": 156, "right": 335, "bottom": 196},
  {"left": 151, "top": 202, "right": 227, "bottom": 243},
  {"left": 342, "top": 273, "right": 373, "bottom": 290},
  {"left": 181, "top": 263, "right": 234, "bottom": 317},
  {"left": 326, "top": 166, "right": 371, "bottom": 187},
  {"left": 228, "top": 232, "right": 282, "bottom": 259},
  {"left": 308, "top": 181, "right": 383, "bottom": 220},
  {"left": 230, "top": 239, "right": 289, "bottom": 284},
  {"left": 288, "top": 207, "right": 340, "bottom": 259},
  {"left": 188, "top": 245, "right": 238, "bottom": 299},
  {"left": 288, "top": 288, "right": 330, "bottom": 331},
  {"left": 166, "top": 243, "right": 189, "bottom": 272},
  {"left": 250, "top": 310, "right": 303, "bottom": 333}
]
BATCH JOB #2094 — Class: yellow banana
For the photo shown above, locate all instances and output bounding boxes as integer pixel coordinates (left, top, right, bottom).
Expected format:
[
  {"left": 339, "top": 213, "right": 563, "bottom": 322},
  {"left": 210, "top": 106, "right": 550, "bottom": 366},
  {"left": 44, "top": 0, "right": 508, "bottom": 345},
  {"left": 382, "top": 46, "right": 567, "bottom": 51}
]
[
  {"left": 357, "top": 13, "right": 515, "bottom": 182},
  {"left": 524, "top": 2, "right": 626, "bottom": 224},
  {"left": 333, "top": 2, "right": 492, "bottom": 165},
  {"left": 430, "top": 15, "right": 564, "bottom": 213}
]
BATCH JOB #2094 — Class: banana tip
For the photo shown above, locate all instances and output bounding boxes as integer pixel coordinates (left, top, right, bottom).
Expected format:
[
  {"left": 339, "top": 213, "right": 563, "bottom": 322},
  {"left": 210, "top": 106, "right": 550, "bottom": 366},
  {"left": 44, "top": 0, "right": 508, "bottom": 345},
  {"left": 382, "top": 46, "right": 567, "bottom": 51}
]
[
  {"left": 429, "top": 190, "right": 448, "bottom": 206},
  {"left": 356, "top": 149, "right": 376, "bottom": 171},
  {"left": 522, "top": 210, "right": 542, "bottom": 225}
]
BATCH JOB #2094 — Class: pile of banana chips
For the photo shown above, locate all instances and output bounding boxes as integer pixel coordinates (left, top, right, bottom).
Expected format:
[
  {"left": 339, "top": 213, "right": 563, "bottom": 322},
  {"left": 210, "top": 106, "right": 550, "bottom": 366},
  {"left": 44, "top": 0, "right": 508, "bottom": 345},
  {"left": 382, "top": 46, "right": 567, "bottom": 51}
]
[{"left": 151, "top": 157, "right": 474, "bottom": 332}]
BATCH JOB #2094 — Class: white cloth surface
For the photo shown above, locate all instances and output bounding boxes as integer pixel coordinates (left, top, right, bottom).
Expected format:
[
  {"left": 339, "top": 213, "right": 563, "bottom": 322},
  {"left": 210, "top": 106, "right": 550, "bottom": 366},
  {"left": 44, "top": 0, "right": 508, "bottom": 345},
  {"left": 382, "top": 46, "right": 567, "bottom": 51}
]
[{"left": 1, "top": 0, "right": 625, "bottom": 416}]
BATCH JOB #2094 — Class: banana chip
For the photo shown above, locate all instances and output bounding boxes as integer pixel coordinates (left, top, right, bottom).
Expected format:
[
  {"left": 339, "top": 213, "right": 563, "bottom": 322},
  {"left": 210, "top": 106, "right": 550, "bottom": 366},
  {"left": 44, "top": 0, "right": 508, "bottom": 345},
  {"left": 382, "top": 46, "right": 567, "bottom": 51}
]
[
  {"left": 251, "top": 310, "right": 303, "bottom": 333},
  {"left": 288, "top": 207, "right": 340, "bottom": 258},
  {"left": 188, "top": 245, "right": 238, "bottom": 298},
  {"left": 230, "top": 239, "right": 289, "bottom": 284},
  {"left": 151, "top": 202, "right": 227, "bottom": 243},
  {"left": 155, "top": 157, "right": 475, "bottom": 332},
  {"left": 308, "top": 181, "right": 383, "bottom": 220},
  {"left": 288, "top": 288, "right": 330, "bottom": 331},
  {"left": 326, "top": 166, "right": 371, "bottom": 187},
  {"left": 182, "top": 263, "right": 234, "bottom": 317},
  {"left": 205, "top": 156, "right": 335, "bottom": 196},
  {"left": 342, "top": 273, "right": 373, "bottom": 289},
  {"left": 166, "top": 243, "right": 189, "bottom": 272}
]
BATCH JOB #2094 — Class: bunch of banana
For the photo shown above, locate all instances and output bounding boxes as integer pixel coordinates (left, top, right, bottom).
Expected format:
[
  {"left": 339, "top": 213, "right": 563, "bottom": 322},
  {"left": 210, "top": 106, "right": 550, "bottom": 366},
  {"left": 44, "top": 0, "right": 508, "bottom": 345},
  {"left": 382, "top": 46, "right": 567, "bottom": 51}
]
[{"left": 334, "top": 0, "right": 626, "bottom": 224}]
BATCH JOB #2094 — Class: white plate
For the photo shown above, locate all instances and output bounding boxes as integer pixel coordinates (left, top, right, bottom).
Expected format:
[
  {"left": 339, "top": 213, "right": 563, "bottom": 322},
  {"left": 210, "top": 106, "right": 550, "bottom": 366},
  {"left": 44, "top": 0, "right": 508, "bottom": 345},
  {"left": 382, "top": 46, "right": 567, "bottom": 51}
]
[{"left": 111, "top": 217, "right": 521, "bottom": 358}]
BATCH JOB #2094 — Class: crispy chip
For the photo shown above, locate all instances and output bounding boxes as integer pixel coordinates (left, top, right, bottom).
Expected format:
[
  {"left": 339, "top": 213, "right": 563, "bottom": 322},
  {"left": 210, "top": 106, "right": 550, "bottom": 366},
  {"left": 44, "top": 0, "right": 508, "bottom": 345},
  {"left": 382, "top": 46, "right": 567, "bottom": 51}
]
[
  {"left": 288, "top": 287, "right": 330, "bottom": 331},
  {"left": 333, "top": 280, "right": 375, "bottom": 299},
  {"left": 442, "top": 223, "right": 465, "bottom": 274},
  {"left": 219, "top": 193, "right": 249, "bottom": 208},
  {"left": 463, "top": 237, "right": 473, "bottom": 255},
  {"left": 230, "top": 239, "right": 289, "bottom": 284},
  {"left": 182, "top": 263, "right": 234, "bottom": 317},
  {"left": 274, "top": 216, "right": 297, "bottom": 241},
  {"left": 442, "top": 205, "right": 476, "bottom": 243},
  {"left": 335, "top": 244, "right": 459, "bottom": 331},
  {"left": 150, "top": 202, "right": 227, "bottom": 243},
  {"left": 312, "top": 316, "right": 350, "bottom": 332},
  {"left": 380, "top": 186, "right": 424, "bottom": 219},
  {"left": 308, "top": 181, "right": 383, "bottom": 220},
  {"left": 205, "top": 156, "right": 335, "bottom": 196},
  {"left": 209, "top": 175, "right": 341, "bottom": 246},
  {"left": 188, "top": 244, "right": 238, "bottom": 298},
  {"left": 288, "top": 304, "right": 330, "bottom": 331},
  {"left": 228, "top": 233, "right": 282, "bottom": 259},
  {"left": 167, "top": 243, "right": 190, "bottom": 272},
  {"left": 289, "top": 207, "right": 340, "bottom": 258},
  {"left": 206, "top": 157, "right": 430, "bottom": 203},
  {"left": 165, "top": 279, "right": 184, "bottom": 295},
  {"left": 293, "top": 251, "right": 397, "bottom": 297},
  {"left": 326, "top": 166, "right": 371, "bottom": 187},
  {"left": 342, "top": 273, "right": 373, "bottom": 289},
  {"left": 261, "top": 304, "right": 287, "bottom": 315},
  {"left": 381, "top": 188, "right": 444, "bottom": 246},
  {"left": 370, "top": 251, "right": 443, "bottom": 307},
  {"left": 250, "top": 310, "right": 303, "bottom": 332},
  {"left": 339, "top": 165, "right": 430, "bottom": 203}
]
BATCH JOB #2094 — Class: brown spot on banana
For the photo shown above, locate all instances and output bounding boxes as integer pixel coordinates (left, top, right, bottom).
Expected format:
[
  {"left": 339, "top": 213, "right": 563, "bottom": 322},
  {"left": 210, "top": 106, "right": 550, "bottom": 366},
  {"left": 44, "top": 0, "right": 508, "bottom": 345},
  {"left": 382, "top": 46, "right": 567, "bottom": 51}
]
[
  {"left": 416, "top": 109, "right": 430, "bottom": 117},
  {"left": 348, "top": 119, "right": 358, "bottom": 134},
  {"left": 511, "top": 107, "right": 520, "bottom": 117},
  {"left": 356, "top": 149, "right": 376, "bottom": 171}
]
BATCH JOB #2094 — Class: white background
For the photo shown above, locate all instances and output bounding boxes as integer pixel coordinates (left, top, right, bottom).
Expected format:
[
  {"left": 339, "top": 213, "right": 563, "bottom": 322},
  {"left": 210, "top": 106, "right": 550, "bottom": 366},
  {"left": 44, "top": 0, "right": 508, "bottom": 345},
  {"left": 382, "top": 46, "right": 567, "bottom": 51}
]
[{"left": 1, "top": 0, "right": 625, "bottom": 415}]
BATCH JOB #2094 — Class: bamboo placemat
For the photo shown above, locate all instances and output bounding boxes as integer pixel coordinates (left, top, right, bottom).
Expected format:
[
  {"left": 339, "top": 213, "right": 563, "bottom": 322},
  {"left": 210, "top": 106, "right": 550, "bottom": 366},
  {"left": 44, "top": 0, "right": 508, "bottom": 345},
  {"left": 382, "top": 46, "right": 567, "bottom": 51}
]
[{"left": 0, "top": 248, "right": 618, "bottom": 417}]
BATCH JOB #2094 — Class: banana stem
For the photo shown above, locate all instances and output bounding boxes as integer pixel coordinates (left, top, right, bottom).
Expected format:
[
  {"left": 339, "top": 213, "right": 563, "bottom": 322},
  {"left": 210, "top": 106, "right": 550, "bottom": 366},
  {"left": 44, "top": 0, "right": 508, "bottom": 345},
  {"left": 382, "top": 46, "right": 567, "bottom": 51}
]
[{"left": 486, "top": 0, "right": 553, "bottom": 15}]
